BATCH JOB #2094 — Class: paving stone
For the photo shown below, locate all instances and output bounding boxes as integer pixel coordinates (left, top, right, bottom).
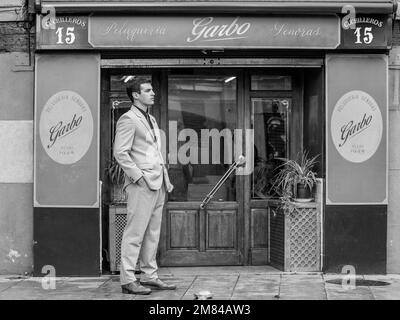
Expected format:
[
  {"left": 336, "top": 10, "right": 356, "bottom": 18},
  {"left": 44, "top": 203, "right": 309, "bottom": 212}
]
[
  {"left": 323, "top": 274, "right": 376, "bottom": 300},
  {"left": 232, "top": 277, "right": 280, "bottom": 299},
  {"left": 182, "top": 275, "right": 238, "bottom": 300},
  {"left": 361, "top": 277, "right": 400, "bottom": 300},
  {"left": 0, "top": 278, "right": 24, "bottom": 293},
  {"left": 279, "top": 287, "right": 327, "bottom": 300},
  {"left": 324, "top": 283, "right": 374, "bottom": 300},
  {"left": 369, "top": 285, "right": 400, "bottom": 300},
  {"left": 233, "top": 274, "right": 280, "bottom": 296},
  {"left": 279, "top": 274, "right": 326, "bottom": 300}
]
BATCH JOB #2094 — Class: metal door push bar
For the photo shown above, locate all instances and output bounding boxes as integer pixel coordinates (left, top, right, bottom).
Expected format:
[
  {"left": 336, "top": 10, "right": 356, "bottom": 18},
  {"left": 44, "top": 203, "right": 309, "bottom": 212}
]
[{"left": 199, "top": 155, "right": 246, "bottom": 209}]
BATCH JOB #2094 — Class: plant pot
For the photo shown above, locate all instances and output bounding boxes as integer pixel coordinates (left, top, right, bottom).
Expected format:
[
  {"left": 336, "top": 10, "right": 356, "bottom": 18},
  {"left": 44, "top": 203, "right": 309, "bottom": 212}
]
[
  {"left": 112, "top": 184, "right": 127, "bottom": 203},
  {"left": 296, "top": 183, "right": 312, "bottom": 199}
]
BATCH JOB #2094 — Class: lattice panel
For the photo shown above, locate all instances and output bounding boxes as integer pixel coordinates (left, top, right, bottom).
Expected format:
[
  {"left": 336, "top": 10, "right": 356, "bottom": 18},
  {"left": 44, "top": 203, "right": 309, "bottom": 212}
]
[
  {"left": 114, "top": 213, "right": 127, "bottom": 271},
  {"left": 269, "top": 208, "right": 285, "bottom": 269},
  {"left": 288, "top": 207, "right": 320, "bottom": 271}
]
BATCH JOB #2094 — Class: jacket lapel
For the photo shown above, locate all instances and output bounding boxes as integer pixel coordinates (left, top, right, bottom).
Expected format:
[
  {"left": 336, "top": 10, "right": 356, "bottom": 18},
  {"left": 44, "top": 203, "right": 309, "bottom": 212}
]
[
  {"left": 130, "top": 106, "right": 156, "bottom": 142},
  {"left": 149, "top": 115, "right": 162, "bottom": 150}
]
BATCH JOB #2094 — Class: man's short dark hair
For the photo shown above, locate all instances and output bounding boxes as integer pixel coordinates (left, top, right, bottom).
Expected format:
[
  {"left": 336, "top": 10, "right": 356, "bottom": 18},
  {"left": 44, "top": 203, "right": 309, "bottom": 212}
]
[{"left": 126, "top": 76, "right": 152, "bottom": 103}]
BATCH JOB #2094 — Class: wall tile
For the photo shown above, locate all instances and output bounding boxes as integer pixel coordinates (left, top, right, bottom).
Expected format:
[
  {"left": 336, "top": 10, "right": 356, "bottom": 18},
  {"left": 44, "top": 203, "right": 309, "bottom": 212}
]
[
  {"left": 0, "top": 121, "right": 33, "bottom": 183},
  {"left": 0, "top": 183, "right": 33, "bottom": 274}
]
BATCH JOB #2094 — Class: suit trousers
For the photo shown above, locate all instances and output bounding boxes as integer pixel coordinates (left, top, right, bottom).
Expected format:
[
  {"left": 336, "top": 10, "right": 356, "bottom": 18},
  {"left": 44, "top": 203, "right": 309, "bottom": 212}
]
[{"left": 120, "top": 181, "right": 165, "bottom": 285}]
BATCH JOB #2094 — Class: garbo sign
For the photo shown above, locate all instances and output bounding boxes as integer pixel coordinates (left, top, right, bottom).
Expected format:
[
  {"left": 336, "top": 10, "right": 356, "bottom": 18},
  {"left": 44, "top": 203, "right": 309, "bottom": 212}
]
[
  {"left": 39, "top": 90, "right": 94, "bottom": 165},
  {"left": 331, "top": 90, "right": 383, "bottom": 163},
  {"left": 88, "top": 15, "right": 340, "bottom": 49},
  {"left": 186, "top": 17, "right": 251, "bottom": 43},
  {"left": 37, "top": 14, "right": 391, "bottom": 50}
]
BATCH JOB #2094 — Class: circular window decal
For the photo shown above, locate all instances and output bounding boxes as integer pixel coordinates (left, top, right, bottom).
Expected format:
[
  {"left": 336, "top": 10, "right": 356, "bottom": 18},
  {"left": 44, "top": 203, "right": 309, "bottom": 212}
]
[
  {"left": 331, "top": 90, "right": 383, "bottom": 163},
  {"left": 39, "top": 90, "right": 94, "bottom": 165}
]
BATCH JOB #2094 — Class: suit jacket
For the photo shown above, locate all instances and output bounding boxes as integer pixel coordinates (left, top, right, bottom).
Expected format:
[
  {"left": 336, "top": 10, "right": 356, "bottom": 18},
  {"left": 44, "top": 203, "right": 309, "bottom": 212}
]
[{"left": 113, "top": 106, "right": 173, "bottom": 192}]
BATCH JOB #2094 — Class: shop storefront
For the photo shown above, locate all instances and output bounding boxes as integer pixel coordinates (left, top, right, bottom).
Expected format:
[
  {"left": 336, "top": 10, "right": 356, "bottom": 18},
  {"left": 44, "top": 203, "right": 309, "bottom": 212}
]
[{"left": 32, "top": 1, "right": 394, "bottom": 275}]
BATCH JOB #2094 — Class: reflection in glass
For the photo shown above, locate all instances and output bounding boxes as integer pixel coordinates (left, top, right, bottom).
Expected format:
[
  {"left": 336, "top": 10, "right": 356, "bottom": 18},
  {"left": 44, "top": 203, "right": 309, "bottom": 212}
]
[
  {"left": 110, "top": 74, "right": 152, "bottom": 92},
  {"left": 252, "top": 98, "right": 289, "bottom": 198},
  {"left": 168, "top": 75, "right": 237, "bottom": 202}
]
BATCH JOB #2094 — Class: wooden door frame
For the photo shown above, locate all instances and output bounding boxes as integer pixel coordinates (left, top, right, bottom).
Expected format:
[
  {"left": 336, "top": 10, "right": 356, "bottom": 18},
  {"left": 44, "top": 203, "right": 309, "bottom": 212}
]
[{"left": 245, "top": 69, "right": 304, "bottom": 265}]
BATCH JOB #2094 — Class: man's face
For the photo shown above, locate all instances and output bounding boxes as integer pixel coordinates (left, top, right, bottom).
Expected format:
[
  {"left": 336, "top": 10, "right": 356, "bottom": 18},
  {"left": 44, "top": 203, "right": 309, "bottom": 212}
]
[{"left": 134, "top": 83, "right": 155, "bottom": 106}]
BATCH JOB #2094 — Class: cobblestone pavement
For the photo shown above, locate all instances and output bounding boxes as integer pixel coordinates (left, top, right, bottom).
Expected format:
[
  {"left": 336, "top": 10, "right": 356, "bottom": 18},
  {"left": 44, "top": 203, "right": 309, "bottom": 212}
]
[{"left": 1, "top": 267, "right": 399, "bottom": 300}]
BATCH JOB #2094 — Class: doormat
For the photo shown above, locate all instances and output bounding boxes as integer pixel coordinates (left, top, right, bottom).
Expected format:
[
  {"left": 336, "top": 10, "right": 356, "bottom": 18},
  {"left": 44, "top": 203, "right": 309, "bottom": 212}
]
[{"left": 326, "top": 279, "right": 390, "bottom": 286}]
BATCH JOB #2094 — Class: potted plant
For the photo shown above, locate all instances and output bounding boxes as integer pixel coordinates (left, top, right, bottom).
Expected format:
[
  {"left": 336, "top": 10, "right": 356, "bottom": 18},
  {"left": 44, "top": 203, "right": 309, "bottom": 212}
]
[
  {"left": 268, "top": 150, "right": 321, "bottom": 272},
  {"left": 105, "top": 159, "right": 127, "bottom": 203},
  {"left": 271, "top": 151, "right": 319, "bottom": 202}
]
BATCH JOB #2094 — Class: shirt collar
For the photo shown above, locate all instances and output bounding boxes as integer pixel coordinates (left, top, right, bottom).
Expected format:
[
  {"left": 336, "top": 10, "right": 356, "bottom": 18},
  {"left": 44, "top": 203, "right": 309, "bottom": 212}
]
[{"left": 134, "top": 104, "right": 148, "bottom": 114}]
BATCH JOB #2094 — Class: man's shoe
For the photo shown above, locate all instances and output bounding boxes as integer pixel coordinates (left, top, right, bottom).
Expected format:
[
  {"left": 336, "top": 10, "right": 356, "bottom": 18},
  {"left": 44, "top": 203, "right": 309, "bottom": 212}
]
[
  {"left": 140, "top": 278, "right": 176, "bottom": 290},
  {"left": 121, "top": 281, "right": 152, "bottom": 295}
]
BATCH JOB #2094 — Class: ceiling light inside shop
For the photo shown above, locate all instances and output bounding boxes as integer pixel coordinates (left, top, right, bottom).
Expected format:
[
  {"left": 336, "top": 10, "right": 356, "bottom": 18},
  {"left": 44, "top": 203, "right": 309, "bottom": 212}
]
[
  {"left": 123, "top": 75, "right": 135, "bottom": 83},
  {"left": 224, "top": 76, "right": 236, "bottom": 83}
]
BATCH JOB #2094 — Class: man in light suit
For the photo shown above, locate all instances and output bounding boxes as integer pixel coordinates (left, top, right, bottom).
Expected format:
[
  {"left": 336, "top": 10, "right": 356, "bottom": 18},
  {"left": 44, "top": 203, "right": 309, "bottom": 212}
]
[{"left": 113, "top": 77, "right": 175, "bottom": 295}]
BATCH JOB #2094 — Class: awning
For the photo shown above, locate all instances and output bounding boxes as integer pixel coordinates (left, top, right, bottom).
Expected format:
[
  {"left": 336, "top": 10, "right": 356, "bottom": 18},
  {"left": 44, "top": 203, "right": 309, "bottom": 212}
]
[{"left": 34, "top": 0, "right": 396, "bottom": 14}]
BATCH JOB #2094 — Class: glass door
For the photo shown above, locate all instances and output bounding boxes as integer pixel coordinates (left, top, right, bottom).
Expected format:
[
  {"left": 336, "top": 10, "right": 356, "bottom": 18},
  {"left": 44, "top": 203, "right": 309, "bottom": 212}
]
[
  {"left": 247, "top": 73, "right": 298, "bottom": 266},
  {"left": 159, "top": 71, "right": 245, "bottom": 266},
  {"left": 252, "top": 97, "right": 290, "bottom": 199}
]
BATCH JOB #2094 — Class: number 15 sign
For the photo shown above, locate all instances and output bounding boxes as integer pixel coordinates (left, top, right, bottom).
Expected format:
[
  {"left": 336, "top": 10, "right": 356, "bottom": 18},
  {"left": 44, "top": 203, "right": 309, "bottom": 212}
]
[
  {"left": 340, "top": 15, "right": 391, "bottom": 49},
  {"left": 37, "top": 15, "right": 91, "bottom": 50}
]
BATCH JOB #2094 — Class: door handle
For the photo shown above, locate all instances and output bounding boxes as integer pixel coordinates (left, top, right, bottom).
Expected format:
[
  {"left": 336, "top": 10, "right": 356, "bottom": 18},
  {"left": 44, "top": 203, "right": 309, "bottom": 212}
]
[{"left": 199, "top": 155, "right": 246, "bottom": 209}]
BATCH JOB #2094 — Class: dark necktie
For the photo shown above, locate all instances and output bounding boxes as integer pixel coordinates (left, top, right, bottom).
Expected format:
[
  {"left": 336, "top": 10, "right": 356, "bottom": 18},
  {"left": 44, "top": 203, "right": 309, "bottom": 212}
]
[{"left": 135, "top": 105, "right": 156, "bottom": 142}]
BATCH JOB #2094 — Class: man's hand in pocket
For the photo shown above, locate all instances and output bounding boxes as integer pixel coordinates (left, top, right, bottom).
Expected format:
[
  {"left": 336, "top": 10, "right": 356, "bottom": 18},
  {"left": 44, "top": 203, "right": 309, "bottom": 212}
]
[{"left": 137, "top": 177, "right": 148, "bottom": 188}]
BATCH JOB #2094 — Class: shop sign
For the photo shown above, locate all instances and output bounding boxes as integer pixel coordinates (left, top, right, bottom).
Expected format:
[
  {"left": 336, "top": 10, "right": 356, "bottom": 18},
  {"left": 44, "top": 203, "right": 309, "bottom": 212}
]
[
  {"left": 39, "top": 90, "right": 94, "bottom": 165},
  {"left": 38, "top": 16, "right": 91, "bottom": 49},
  {"left": 34, "top": 54, "right": 100, "bottom": 208},
  {"left": 340, "top": 15, "right": 391, "bottom": 49},
  {"left": 89, "top": 15, "right": 340, "bottom": 49},
  {"left": 330, "top": 90, "right": 383, "bottom": 163},
  {"left": 37, "top": 15, "right": 341, "bottom": 49},
  {"left": 326, "top": 55, "right": 387, "bottom": 205}
]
